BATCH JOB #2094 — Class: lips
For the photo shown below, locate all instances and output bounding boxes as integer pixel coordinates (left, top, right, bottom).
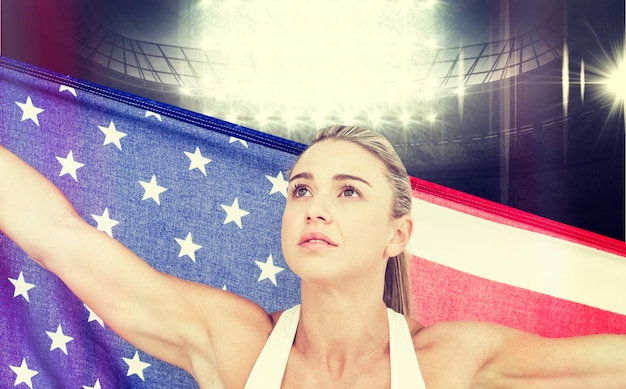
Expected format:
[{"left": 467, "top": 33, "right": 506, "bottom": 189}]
[{"left": 298, "top": 232, "right": 338, "bottom": 247}]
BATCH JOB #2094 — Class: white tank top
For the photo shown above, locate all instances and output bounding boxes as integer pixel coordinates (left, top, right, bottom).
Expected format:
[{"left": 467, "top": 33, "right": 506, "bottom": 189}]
[{"left": 244, "top": 305, "right": 427, "bottom": 388}]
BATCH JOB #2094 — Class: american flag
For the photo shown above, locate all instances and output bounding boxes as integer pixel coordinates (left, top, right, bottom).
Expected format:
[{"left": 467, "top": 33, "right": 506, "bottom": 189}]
[
  {"left": 0, "top": 56, "right": 302, "bottom": 388},
  {"left": 1, "top": 56, "right": 626, "bottom": 388}
]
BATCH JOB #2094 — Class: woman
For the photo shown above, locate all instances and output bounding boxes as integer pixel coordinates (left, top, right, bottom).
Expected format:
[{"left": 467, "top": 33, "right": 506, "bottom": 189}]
[{"left": 1, "top": 125, "right": 625, "bottom": 388}]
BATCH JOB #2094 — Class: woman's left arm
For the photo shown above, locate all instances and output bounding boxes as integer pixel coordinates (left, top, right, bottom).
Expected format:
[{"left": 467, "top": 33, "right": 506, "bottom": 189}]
[{"left": 483, "top": 326, "right": 626, "bottom": 388}]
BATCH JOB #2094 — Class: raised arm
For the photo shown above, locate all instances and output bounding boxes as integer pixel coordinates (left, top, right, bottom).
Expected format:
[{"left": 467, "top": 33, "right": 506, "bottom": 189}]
[
  {"left": 0, "top": 145, "right": 272, "bottom": 386},
  {"left": 417, "top": 319, "right": 626, "bottom": 388},
  {"left": 474, "top": 322, "right": 626, "bottom": 388}
]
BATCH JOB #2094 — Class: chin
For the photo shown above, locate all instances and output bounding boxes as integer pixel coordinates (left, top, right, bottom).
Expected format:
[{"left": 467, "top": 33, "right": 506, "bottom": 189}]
[{"left": 286, "top": 254, "right": 333, "bottom": 278}]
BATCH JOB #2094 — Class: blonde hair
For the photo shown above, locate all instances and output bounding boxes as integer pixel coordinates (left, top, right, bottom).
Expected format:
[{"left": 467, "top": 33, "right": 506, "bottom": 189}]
[{"left": 308, "top": 126, "right": 413, "bottom": 316}]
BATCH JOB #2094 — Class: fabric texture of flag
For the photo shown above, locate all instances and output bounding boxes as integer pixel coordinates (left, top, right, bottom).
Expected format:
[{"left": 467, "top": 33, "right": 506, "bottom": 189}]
[
  {"left": 409, "top": 178, "right": 626, "bottom": 337},
  {"left": 1, "top": 56, "right": 303, "bottom": 388},
  {"left": 1, "top": 56, "right": 626, "bottom": 388}
]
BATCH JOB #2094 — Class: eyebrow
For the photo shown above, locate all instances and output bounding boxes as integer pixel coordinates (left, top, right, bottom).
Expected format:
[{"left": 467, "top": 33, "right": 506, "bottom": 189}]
[{"left": 289, "top": 172, "right": 372, "bottom": 187}]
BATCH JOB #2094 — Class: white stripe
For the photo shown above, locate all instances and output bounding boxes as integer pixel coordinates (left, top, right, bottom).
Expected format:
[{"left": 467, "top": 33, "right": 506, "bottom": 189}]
[{"left": 409, "top": 199, "right": 626, "bottom": 315}]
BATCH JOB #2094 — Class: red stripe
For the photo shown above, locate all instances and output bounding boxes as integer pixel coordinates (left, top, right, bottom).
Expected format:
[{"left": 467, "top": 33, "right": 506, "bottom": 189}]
[{"left": 411, "top": 256, "right": 626, "bottom": 337}]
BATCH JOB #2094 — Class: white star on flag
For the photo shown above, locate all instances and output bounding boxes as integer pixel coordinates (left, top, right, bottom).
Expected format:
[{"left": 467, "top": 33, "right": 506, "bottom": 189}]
[
  {"left": 83, "top": 379, "right": 102, "bottom": 389},
  {"left": 255, "top": 254, "right": 284, "bottom": 286},
  {"left": 266, "top": 171, "right": 289, "bottom": 198},
  {"left": 122, "top": 351, "right": 151, "bottom": 381},
  {"left": 84, "top": 304, "right": 105, "bottom": 327},
  {"left": 9, "top": 358, "right": 39, "bottom": 389},
  {"left": 59, "top": 85, "right": 77, "bottom": 96},
  {"left": 98, "top": 120, "right": 127, "bottom": 150},
  {"left": 139, "top": 175, "right": 168, "bottom": 205},
  {"left": 56, "top": 150, "right": 85, "bottom": 181},
  {"left": 175, "top": 232, "right": 202, "bottom": 262},
  {"left": 145, "top": 111, "right": 162, "bottom": 121},
  {"left": 46, "top": 324, "right": 74, "bottom": 355},
  {"left": 229, "top": 137, "right": 248, "bottom": 148},
  {"left": 8, "top": 271, "right": 35, "bottom": 302},
  {"left": 91, "top": 208, "right": 119, "bottom": 237},
  {"left": 16, "top": 96, "right": 44, "bottom": 126},
  {"left": 184, "top": 147, "right": 211, "bottom": 176},
  {"left": 220, "top": 198, "right": 249, "bottom": 229}
]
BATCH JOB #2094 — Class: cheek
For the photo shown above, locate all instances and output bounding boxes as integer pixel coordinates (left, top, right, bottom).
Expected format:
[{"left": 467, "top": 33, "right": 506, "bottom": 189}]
[
  {"left": 281, "top": 207, "right": 292, "bottom": 239},
  {"left": 280, "top": 205, "right": 302, "bottom": 271},
  {"left": 344, "top": 211, "right": 394, "bottom": 248},
  {"left": 281, "top": 204, "right": 300, "bottom": 246}
]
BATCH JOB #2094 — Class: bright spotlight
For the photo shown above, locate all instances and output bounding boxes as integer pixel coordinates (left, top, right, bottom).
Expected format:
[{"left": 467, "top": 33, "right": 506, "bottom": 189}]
[
  {"left": 283, "top": 111, "right": 298, "bottom": 128},
  {"left": 369, "top": 110, "right": 383, "bottom": 127},
  {"left": 399, "top": 112, "right": 412, "bottom": 126},
  {"left": 605, "top": 62, "right": 626, "bottom": 102},
  {"left": 426, "top": 113, "right": 437, "bottom": 123},
  {"left": 583, "top": 35, "right": 625, "bottom": 121},
  {"left": 196, "top": 0, "right": 438, "bottom": 125},
  {"left": 255, "top": 111, "right": 269, "bottom": 127}
]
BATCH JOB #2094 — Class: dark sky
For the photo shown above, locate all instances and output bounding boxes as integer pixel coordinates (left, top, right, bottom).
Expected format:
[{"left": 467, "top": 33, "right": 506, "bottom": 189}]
[{"left": 88, "top": 0, "right": 184, "bottom": 44}]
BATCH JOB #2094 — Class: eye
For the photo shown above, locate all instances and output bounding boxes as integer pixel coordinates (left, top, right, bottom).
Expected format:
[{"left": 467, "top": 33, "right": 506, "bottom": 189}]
[
  {"left": 290, "top": 184, "right": 311, "bottom": 197},
  {"left": 339, "top": 185, "right": 361, "bottom": 198}
]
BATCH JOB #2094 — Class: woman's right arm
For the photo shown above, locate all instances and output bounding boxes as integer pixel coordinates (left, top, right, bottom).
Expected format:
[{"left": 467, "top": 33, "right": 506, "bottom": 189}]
[{"left": 0, "top": 145, "right": 273, "bottom": 387}]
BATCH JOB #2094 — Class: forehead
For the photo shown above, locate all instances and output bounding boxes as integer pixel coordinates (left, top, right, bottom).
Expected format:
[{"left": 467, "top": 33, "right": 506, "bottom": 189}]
[{"left": 291, "top": 139, "right": 386, "bottom": 180}]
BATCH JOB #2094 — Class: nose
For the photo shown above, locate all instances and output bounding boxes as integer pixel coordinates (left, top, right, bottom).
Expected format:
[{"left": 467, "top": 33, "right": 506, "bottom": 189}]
[{"left": 305, "top": 197, "right": 332, "bottom": 223}]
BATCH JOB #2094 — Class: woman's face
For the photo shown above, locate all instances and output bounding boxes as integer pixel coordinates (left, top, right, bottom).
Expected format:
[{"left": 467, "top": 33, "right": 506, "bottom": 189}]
[{"left": 281, "top": 139, "right": 407, "bottom": 285}]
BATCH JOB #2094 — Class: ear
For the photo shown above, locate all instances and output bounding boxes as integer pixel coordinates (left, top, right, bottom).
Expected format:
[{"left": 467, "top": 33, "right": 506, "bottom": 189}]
[{"left": 384, "top": 215, "right": 413, "bottom": 258}]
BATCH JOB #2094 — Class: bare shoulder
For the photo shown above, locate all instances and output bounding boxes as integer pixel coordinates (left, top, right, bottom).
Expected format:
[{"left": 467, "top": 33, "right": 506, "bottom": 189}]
[
  {"left": 408, "top": 319, "right": 626, "bottom": 388},
  {"left": 181, "top": 284, "right": 275, "bottom": 388},
  {"left": 412, "top": 319, "right": 512, "bottom": 346},
  {"left": 411, "top": 319, "right": 504, "bottom": 364},
  {"left": 410, "top": 320, "right": 514, "bottom": 388}
]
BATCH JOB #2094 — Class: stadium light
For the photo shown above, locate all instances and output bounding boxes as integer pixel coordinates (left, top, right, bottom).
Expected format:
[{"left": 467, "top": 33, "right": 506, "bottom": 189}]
[
  {"left": 195, "top": 0, "right": 439, "bottom": 127},
  {"left": 605, "top": 61, "right": 626, "bottom": 103}
]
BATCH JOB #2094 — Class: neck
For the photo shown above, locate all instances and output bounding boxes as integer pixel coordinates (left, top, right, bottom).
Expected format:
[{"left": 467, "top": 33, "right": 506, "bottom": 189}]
[{"left": 295, "top": 281, "right": 390, "bottom": 364}]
